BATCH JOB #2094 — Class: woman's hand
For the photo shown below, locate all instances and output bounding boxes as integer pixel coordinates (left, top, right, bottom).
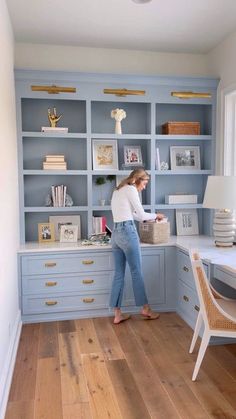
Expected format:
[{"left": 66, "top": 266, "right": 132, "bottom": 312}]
[{"left": 156, "top": 213, "right": 165, "bottom": 221}]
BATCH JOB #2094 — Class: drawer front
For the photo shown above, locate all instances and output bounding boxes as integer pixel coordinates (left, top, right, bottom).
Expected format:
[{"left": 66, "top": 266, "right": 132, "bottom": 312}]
[
  {"left": 177, "top": 279, "right": 200, "bottom": 327},
  {"left": 21, "top": 252, "right": 114, "bottom": 275},
  {"left": 22, "top": 291, "right": 110, "bottom": 314},
  {"left": 213, "top": 266, "right": 236, "bottom": 290},
  {"left": 177, "top": 250, "right": 208, "bottom": 290},
  {"left": 22, "top": 271, "right": 113, "bottom": 295}
]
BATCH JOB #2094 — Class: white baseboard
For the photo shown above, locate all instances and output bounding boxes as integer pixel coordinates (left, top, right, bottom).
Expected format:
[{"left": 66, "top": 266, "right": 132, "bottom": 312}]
[{"left": 0, "top": 310, "right": 22, "bottom": 419}]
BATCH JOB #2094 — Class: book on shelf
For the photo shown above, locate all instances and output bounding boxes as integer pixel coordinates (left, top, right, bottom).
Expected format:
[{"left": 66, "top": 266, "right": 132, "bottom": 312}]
[
  {"left": 45, "top": 155, "right": 65, "bottom": 163},
  {"left": 43, "top": 154, "right": 67, "bottom": 170},
  {"left": 43, "top": 162, "right": 67, "bottom": 170},
  {"left": 51, "top": 185, "right": 67, "bottom": 207},
  {"left": 92, "top": 216, "right": 107, "bottom": 235},
  {"left": 41, "top": 127, "right": 68, "bottom": 133}
]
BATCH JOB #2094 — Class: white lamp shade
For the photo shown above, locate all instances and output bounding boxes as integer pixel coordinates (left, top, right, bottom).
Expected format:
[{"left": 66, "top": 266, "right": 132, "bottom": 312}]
[{"left": 203, "top": 176, "right": 236, "bottom": 209}]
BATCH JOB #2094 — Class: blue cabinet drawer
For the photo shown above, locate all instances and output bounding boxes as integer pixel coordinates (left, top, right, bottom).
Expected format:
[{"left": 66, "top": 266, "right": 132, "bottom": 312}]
[
  {"left": 177, "top": 279, "right": 200, "bottom": 328},
  {"left": 177, "top": 250, "right": 194, "bottom": 285},
  {"left": 22, "top": 291, "right": 110, "bottom": 314},
  {"left": 21, "top": 252, "right": 114, "bottom": 275},
  {"left": 22, "top": 271, "right": 113, "bottom": 295},
  {"left": 213, "top": 266, "right": 236, "bottom": 289},
  {"left": 177, "top": 250, "right": 208, "bottom": 291}
]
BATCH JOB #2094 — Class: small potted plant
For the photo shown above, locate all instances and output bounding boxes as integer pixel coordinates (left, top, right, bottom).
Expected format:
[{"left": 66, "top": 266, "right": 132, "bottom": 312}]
[{"left": 95, "top": 176, "right": 106, "bottom": 205}]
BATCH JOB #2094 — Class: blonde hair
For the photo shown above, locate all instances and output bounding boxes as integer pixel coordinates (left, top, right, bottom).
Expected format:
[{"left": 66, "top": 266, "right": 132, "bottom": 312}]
[{"left": 116, "top": 168, "right": 149, "bottom": 190}]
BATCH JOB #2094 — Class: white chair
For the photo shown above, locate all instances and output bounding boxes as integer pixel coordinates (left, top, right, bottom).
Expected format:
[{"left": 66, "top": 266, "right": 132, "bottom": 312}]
[{"left": 189, "top": 249, "right": 236, "bottom": 381}]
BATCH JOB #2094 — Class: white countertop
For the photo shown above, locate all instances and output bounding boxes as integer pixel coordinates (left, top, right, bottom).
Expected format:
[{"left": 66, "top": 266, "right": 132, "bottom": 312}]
[{"left": 18, "top": 235, "right": 236, "bottom": 270}]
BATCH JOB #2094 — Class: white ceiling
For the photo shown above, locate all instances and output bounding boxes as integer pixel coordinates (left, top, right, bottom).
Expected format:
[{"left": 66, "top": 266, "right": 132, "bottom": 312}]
[{"left": 6, "top": 0, "right": 236, "bottom": 54}]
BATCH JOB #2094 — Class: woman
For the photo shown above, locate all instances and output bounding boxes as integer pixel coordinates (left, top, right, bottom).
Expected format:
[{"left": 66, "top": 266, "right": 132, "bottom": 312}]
[{"left": 110, "top": 168, "right": 164, "bottom": 324}]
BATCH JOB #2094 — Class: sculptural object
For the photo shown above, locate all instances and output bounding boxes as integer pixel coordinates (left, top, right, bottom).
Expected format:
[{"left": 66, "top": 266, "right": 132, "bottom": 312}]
[
  {"left": 48, "top": 107, "right": 62, "bottom": 128},
  {"left": 111, "top": 108, "right": 126, "bottom": 134}
]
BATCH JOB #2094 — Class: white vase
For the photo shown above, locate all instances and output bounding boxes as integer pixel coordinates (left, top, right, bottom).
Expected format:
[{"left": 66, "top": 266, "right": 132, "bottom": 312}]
[
  {"left": 115, "top": 121, "right": 122, "bottom": 135},
  {"left": 100, "top": 199, "right": 106, "bottom": 206}
]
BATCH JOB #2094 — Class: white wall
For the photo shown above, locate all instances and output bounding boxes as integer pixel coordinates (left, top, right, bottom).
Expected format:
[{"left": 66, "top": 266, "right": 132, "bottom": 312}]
[
  {"left": 15, "top": 42, "right": 210, "bottom": 77},
  {"left": 207, "top": 30, "right": 236, "bottom": 174},
  {"left": 0, "top": 1, "right": 21, "bottom": 417}
]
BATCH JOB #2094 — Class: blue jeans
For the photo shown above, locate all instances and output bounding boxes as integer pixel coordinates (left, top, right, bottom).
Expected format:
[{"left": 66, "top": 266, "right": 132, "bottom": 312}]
[{"left": 110, "top": 220, "right": 148, "bottom": 308}]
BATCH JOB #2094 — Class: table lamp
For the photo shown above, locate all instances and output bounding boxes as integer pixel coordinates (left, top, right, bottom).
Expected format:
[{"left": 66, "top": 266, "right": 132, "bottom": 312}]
[{"left": 203, "top": 176, "right": 236, "bottom": 247}]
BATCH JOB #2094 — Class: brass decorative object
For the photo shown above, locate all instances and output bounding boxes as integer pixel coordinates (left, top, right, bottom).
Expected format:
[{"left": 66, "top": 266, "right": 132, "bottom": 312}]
[
  {"left": 31, "top": 85, "right": 76, "bottom": 94},
  {"left": 48, "top": 107, "right": 62, "bottom": 128},
  {"left": 104, "top": 88, "right": 145, "bottom": 97},
  {"left": 171, "top": 91, "right": 211, "bottom": 99}
]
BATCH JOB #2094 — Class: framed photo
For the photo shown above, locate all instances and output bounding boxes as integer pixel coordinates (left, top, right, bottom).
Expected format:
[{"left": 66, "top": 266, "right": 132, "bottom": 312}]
[
  {"left": 176, "top": 209, "right": 199, "bottom": 236},
  {"left": 92, "top": 140, "right": 118, "bottom": 170},
  {"left": 38, "top": 223, "right": 55, "bottom": 243},
  {"left": 124, "top": 145, "right": 143, "bottom": 166},
  {"left": 170, "top": 146, "right": 200, "bottom": 170},
  {"left": 60, "top": 225, "right": 78, "bottom": 243},
  {"left": 49, "top": 215, "right": 81, "bottom": 241}
]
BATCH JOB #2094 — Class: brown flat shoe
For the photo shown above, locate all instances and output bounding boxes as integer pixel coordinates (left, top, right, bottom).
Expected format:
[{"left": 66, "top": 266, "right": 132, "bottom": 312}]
[
  {"left": 141, "top": 311, "right": 160, "bottom": 320},
  {"left": 113, "top": 314, "right": 131, "bottom": 324}
]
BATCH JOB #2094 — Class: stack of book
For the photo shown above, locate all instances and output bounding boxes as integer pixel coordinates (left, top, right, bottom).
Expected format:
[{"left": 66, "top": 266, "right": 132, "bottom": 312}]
[
  {"left": 92, "top": 216, "right": 107, "bottom": 235},
  {"left": 43, "top": 155, "right": 67, "bottom": 170},
  {"left": 51, "top": 185, "right": 67, "bottom": 207}
]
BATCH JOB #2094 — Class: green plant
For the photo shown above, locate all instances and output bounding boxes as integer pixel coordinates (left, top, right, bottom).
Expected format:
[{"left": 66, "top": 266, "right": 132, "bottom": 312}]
[
  {"left": 106, "top": 175, "right": 116, "bottom": 183},
  {"left": 95, "top": 176, "right": 106, "bottom": 186}
]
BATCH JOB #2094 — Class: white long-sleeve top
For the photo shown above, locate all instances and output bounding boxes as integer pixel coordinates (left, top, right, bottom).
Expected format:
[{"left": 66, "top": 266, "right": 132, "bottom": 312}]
[{"left": 111, "top": 184, "right": 156, "bottom": 222}]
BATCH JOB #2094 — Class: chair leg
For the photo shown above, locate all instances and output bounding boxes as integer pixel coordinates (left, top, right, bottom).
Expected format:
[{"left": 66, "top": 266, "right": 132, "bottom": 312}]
[
  {"left": 189, "top": 312, "right": 203, "bottom": 354},
  {"left": 192, "top": 330, "right": 210, "bottom": 381}
]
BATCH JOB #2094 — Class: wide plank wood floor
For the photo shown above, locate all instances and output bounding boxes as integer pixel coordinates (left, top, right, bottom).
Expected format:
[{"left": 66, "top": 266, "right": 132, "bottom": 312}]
[{"left": 5, "top": 313, "right": 236, "bottom": 419}]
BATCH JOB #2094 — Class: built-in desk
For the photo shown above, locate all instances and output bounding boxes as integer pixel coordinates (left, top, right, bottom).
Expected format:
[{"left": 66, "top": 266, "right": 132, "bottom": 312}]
[{"left": 18, "top": 236, "right": 236, "bottom": 324}]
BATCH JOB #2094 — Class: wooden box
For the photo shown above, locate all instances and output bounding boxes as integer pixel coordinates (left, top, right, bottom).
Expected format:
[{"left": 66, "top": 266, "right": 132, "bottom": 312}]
[
  {"left": 139, "top": 221, "right": 170, "bottom": 244},
  {"left": 162, "top": 121, "right": 200, "bottom": 135}
]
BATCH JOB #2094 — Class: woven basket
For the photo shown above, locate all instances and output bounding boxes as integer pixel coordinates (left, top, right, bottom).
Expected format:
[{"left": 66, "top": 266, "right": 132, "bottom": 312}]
[
  {"left": 162, "top": 121, "right": 200, "bottom": 135},
  {"left": 139, "top": 221, "right": 170, "bottom": 244}
]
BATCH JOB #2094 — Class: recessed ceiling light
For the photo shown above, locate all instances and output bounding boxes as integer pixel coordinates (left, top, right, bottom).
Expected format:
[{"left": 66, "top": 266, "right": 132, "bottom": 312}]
[{"left": 132, "top": 0, "right": 152, "bottom": 4}]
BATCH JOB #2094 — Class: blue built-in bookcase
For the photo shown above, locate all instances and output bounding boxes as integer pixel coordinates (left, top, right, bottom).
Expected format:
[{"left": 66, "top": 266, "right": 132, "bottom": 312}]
[{"left": 15, "top": 70, "right": 219, "bottom": 243}]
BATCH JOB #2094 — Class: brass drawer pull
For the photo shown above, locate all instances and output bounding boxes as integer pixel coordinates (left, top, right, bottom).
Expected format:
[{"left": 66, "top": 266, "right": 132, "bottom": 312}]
[
  {"left": 45, "top": 301, "right": 58, "bottom": 306},
  {"left": 82, "top": 260, "right": 94, "bottom": 265},
  {"left": 45, "top": 281, "right": 57, "bottom": 287},
  {"left": 183, "top": 265, "right": 189, "bottom": 272},
  {"left": 183, "top": 295, "right": 189, "bottom": 302},
  {"left": 194, "top": 305, "right": 200, "bottom": 312},
  {"left": 82, "top": 279, "right": 94, "bottom": 284},
  {"left": 83, "top": 298, "right": 95, "bottom": 303},
  {"left": 45, "top": 262, "right": 57, "bottom": 268}
]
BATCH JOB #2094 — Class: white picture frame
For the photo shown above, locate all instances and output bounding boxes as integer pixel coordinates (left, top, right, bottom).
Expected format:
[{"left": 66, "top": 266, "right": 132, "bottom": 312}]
[
  {"left": 49, "top": 215, "right": 81, "bottom": 241},
  {"left": 60, "top": 225, "right": 78, "bottom": 243},
  {"left": 170, "top": 146, "right": 200, "bottom": 170},
  {"left": 123, "top": 145, "right": 143, "bottom": 166},
  {"left": 92, "top": 140, "right": 118, "bottom": 170},
  {"left": 176, "top": 209, "right": 199, "bottom": 236}
]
